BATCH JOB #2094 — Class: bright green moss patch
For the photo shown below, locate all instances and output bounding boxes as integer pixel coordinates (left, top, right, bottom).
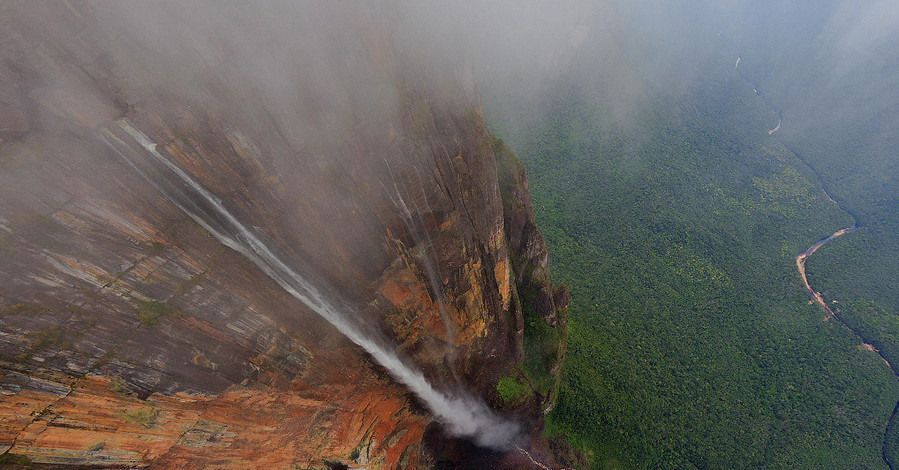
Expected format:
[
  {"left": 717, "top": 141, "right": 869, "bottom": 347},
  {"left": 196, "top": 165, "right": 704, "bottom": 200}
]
[{"left": 496, "top": 374, "right": 529, "bottom": 404}]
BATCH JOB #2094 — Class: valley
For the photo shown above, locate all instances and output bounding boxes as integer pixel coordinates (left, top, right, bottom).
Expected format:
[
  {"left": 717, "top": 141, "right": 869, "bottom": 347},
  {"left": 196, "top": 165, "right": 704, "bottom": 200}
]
[{"left": 484, "top": 42, "right": 899, "bottom": 467}]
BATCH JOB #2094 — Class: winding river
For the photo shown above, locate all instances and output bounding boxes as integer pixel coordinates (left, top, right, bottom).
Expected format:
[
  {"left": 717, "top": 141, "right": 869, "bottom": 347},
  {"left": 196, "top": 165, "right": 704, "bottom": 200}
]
[
  {"left": 794, "top": 225, "right": 886, "bottom": 354},
  {"left": 735, "top": 54, "right": 897, "bottom": 469},
  {"left": 796, "top": 226, "right": 857, "bottom": 318},
  {"left": 795, "top": 221, "right": 899, "bottom": 469}
]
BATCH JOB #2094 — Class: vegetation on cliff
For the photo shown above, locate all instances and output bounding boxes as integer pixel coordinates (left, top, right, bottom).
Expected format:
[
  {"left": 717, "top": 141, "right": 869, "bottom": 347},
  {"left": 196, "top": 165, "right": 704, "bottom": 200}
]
[{"left": 492, "top": 135, "right": 568, "bottom": 417}]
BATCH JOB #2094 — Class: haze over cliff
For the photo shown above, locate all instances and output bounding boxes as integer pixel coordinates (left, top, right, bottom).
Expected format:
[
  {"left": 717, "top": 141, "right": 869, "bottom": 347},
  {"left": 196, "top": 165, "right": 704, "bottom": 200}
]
[
  {"left": 4, "top": 0, "right": 897, "bottom": 468},
  {"left": 0, "top": 1, "right": 571, "bottom": 468}
]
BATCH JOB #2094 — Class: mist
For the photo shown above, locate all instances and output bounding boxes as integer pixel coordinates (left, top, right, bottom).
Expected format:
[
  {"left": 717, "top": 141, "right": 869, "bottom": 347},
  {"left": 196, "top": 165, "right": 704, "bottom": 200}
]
[
  {"left": 3, "top": 0, "right": 899, "bottom": 462},
  {"left": 2, "top": 0, "right": 525, "bottom": 451},
  {"left": 393, "top": 0, "right": 899, "bottom": 148},
  {"left": 6, "top": 0, "right": 896, "bottom": 210},
  {"left": 410, "top": 0, "right": 899, "bottom": 216},
  {"left": 98, "top": 117, "right": 520, "bottom": 449}
]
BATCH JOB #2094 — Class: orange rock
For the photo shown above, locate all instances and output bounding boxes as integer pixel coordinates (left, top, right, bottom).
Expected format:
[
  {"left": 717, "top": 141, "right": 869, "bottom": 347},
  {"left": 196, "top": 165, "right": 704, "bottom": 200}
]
[{"left": 2, "top": 372, "right": 429, "bottom": 469}]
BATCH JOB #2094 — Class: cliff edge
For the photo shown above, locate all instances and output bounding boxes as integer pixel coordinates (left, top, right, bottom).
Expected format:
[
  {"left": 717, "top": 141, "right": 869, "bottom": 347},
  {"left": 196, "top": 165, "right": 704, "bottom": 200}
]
[{"left": 0, "top": 3, "right": 571, "bottom": 468}]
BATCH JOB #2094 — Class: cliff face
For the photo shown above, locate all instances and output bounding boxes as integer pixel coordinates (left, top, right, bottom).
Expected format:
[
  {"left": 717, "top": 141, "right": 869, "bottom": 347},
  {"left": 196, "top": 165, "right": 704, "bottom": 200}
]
[{"left": 0, "top": 2, "right": 568, "bottom": 468}]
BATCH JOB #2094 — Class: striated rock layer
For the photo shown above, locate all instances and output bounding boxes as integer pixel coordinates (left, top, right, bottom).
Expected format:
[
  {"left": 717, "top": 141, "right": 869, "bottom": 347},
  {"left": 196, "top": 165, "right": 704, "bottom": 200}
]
[{"left": 0, "top": 2, "right": 569, "bottom": 468}]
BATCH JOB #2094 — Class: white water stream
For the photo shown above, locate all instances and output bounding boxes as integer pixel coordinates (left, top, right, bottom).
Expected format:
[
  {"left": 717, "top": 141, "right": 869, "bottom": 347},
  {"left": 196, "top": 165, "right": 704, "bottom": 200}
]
[{"left": 100, "top": 119, "right": 520, "bottom": 450}]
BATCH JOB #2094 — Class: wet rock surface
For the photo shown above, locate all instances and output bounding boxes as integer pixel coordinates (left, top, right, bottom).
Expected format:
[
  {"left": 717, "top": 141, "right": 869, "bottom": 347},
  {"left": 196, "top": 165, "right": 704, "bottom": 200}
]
[{"left": 0, "top": 2, "right": 569, "bottom": 468}]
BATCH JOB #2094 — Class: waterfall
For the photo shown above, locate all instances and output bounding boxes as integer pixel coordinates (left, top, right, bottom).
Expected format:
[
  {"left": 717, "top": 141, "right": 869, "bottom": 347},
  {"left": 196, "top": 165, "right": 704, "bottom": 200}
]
[{"left": 99, "top": 119, "right": 520, "bottom": 450}]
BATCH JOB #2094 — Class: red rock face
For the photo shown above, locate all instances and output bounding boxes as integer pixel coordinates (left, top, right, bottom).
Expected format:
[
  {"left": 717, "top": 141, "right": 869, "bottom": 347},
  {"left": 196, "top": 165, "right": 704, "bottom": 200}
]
[
  {"left": 2, "top": 369, "right": 430, "bottom": 468},
  {"left": 0, "top": 3, "right": 567, "bottom": 468}
]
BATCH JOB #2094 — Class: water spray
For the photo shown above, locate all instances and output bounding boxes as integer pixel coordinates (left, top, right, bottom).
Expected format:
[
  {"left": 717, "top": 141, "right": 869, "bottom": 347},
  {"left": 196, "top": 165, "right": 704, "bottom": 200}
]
[{"left": 99, "top": 119, "right": 520, "bottom": 450}]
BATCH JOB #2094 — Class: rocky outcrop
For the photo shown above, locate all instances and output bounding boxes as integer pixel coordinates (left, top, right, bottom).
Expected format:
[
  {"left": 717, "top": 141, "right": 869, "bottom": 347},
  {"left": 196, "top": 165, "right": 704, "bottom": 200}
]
[
  {"left": 0, "top": 2, "right": 568, "bottom": 467},
  {"left": 494, "top": 138, "right": 566, "bottom": 325},
  {"left": 1, "top": 365, "right": 430, "bottom": 469},
  {"left": 493, "top": 137, "right": 568, "bottom": 414}
]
